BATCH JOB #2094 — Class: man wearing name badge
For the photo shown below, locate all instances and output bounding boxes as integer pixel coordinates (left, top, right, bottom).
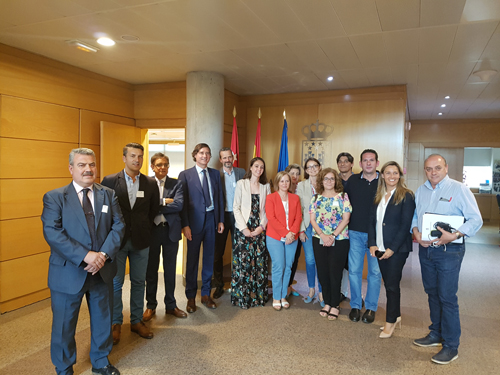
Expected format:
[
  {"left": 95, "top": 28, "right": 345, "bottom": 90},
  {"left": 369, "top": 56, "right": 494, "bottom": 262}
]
[
  {"left": 41, "top": 148, "right": 125, "bottom": 375},
  {"left": 179, "top": 143, "right": 224, "bottom": 312},
  {"left": 212, "top": 147, "right": 245, "bottom": 300},
  {"left": 143, "top": 153, "right": 187, "bottom": 321},
  {"left": 412, "top": 154, "right": 482, "bottom": 365},
  {"left": 101, "top": 143, "right": 159, "bottom": 344},
  {"left": 344, "top": 149, "right": 382, "bottom": 324}
]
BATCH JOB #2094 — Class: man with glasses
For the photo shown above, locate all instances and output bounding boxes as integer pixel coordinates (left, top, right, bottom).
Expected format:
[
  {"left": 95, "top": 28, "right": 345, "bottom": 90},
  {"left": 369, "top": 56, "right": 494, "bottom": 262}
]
[
  {"left": 412, "top": 154, "right": 482, "bottom": 364},
  {"left": 344, "top": 149, "right": 381, "bottom": 324},
  {"left": 143, "top": 153, "right": 187, "bottom": 322}
]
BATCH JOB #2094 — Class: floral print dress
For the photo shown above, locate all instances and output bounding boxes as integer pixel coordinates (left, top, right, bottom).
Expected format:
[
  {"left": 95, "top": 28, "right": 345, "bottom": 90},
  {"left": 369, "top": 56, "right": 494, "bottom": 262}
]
[
  {"left": 231, "top": 194, "right": 269, "bottom": 308},
  {"left": 309, "top": 193, "right": 352, "bottom": 240}
]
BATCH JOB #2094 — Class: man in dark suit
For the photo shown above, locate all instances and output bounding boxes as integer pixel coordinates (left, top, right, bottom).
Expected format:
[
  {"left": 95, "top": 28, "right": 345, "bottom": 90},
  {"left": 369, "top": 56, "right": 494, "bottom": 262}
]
[
  {"left": 143, "top": 152, "right": 187, "bottom": 321},
  {"left": 179, "top": 143, "right": 224, "bottom": 312},
  {"left": 212, "top": 147, "right": 245, "bottom": 299},
  {"left": 42, "top": 148, "right": 125, "bottom": 375},
  {"left": 101, "top": 143, "right": 159, "bottom": 344}
]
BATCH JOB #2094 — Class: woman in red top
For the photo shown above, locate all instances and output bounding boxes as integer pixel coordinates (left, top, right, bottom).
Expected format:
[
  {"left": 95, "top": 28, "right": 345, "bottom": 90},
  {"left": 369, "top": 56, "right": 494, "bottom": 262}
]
[{"left": 265, "top": 171, "right": 302, "bottom": 311}]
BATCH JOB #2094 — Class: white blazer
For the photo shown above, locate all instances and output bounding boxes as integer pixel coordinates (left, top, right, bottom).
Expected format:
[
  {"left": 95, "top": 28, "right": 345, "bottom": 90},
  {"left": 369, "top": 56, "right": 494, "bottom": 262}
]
[
  {"left": 233, "top": 179, "right": 271, "bottom": 231},
  {"left": 296, "top": 178, "right": 315, "bottom": 232}
]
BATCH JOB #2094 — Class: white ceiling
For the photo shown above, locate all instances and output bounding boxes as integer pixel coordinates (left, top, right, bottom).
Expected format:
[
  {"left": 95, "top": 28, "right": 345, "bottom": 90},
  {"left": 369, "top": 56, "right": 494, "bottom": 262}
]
[{"left": 1, "top": 0, "right": 499, "bottom": 120}]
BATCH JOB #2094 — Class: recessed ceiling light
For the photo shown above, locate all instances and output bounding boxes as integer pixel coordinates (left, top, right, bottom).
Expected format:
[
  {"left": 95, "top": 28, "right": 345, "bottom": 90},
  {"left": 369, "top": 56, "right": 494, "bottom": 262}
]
[
  {"left": 97, "top": 37, "right": 115, "bottom": 46},
  {"left": 444, "top": 96, "right": 450, "bottom": 99},
  {"left": 327, "top": 76, "right": 334, "bottom": 81},
  {"left": 66, "top": 39, "right": 99, "bottom": 53},
  {"left": 121, "top": 35, "right": 140, "bottom": 41},
  {"left": 438, "top": 113, "right": 443, "bottom": 116},
  {"left": 441, "top": 104, "right": 446, "bottom": 108}
]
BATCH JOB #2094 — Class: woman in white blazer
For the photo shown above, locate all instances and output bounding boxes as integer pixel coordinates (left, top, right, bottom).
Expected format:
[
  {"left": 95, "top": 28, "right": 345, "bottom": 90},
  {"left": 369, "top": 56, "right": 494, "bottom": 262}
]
[
  {"left": 296, "top": 157, "right": 324, "bottom": 306},
  {"left": 231, "top": 157, "right": 271, "bottom": 309}
]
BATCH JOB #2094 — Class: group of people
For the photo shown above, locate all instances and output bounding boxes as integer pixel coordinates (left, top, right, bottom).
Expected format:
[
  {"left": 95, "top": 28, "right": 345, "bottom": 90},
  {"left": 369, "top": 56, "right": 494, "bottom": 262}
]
[{"left": 41, "top": 142, "right": 482, "bottom": 375}]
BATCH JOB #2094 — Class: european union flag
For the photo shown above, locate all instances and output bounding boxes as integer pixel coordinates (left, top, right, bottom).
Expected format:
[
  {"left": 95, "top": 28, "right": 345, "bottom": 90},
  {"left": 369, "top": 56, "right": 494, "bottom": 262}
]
[{"left": 277, "top": 119, "right": 289, "bottom": 172}]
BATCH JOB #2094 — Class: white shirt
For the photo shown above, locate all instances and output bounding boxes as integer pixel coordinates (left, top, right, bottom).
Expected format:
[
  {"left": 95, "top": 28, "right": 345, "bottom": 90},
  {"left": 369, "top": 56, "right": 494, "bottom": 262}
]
[
  {"left": 154, "top": 177, "right": 167, "bottom": 225},
  {"left": 376, "top": 189, "right": 395, "bottom": 251}
]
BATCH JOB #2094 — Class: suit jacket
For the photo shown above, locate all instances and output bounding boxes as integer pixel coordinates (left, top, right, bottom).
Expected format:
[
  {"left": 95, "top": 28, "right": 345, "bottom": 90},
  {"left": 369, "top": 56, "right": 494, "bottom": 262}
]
[
  {"left": 367, "top": 191, "right": 416, "bottom": 253},
  {"left": 233, "top": 179, "right": 271, "bottom": 231},
  {"left": 296, "top": 179, "right": 315, "bottom": 232},
  {"left": 41, "top": 182, "right": 125, "bottom": 294},
  {"left": 179, "top": 166, "right": 224, "bottom": 235},
  {"left": 101, "top": 170, "right": 159, "bottom": 250},
  {"left": 156, "top": 176, "right": 184, "bottom": 242},
  {"left": 219, "top": 166, "right": 245, "bottom": 211},
  {"left": 265, "top": 192, "right": 302, "bottom": 241}
]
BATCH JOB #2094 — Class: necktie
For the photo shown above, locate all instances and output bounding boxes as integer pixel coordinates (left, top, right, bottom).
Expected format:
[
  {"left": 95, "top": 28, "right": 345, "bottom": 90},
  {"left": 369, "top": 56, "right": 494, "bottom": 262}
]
[
  {"left": 154, "top": 180, "right": 166, "bottom": 225},
  {"left": 82, "top": 188, "right": 97, "bottom": 251},
  {"left": 202, "top": 169, "right": 212, "bottom": 209}
]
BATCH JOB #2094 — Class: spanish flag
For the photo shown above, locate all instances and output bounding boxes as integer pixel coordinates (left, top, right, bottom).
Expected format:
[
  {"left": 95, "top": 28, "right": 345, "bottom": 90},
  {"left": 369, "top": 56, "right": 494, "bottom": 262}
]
[
  {"left": 231, "top": 107, "right": 239, "bottom": 167},
  {"left": 253, "top": 108, "right": 261, "bottom": 158}
]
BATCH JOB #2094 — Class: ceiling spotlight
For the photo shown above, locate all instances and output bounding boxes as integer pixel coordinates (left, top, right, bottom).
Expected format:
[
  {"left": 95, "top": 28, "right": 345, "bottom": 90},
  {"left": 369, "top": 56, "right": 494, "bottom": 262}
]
[
  {"left": 438, "top": 113, "right": 443, "bottom": 116},
  {"left": 441, "top": 104, "right": 446, "bottom": 108},
  {"left": 444, "top": 96, "right": 450, "bottom": 99},
  {"left": 97, "top": 37, "right": 115, "bottom": 46},
  {"left": 327, "top": 76, "right": 334, "bottom": 81},
  {"left": 66, "top": 39, "right": 98, "bottom": 53}
]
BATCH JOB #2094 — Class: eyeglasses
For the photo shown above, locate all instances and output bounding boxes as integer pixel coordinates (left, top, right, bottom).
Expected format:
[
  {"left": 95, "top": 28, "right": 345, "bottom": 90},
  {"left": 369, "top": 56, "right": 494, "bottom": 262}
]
[
  {"left": 323, "top": 177, "right": 335, "bottom": 182},
  {"left": 154, "top": 163, "right": 169, "bottom": 168},
  {"left": 306, "top": 164, "right": 319, "bottom": 171}
]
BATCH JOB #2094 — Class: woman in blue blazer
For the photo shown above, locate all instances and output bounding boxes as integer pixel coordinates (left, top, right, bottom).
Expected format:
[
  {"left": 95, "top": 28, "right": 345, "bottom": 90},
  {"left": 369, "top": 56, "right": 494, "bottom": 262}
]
[{"left": 368, "top": 161, "right": 415, "bottom": 338}]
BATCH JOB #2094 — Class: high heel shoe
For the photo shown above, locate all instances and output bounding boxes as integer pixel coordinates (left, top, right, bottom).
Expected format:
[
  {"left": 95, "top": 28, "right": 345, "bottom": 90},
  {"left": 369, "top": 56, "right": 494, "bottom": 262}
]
[
  {"left": 379, "top": 317, "right": 402, "bottom": 338},
  {"left": 304, "top": 292, "right": 316, "bottom": 304},
  {"left": 380, "top": 316, "right": 401, "bottom": 330},
  {"left": 318, "top": 292, "right": 325, "bottom": 308}
]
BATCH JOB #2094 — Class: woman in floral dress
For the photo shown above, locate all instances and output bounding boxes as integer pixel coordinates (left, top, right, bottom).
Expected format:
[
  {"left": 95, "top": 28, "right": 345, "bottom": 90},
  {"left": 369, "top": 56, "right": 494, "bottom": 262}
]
[{"left": 231, "top": 157, "right": 271, "bottom": 309}]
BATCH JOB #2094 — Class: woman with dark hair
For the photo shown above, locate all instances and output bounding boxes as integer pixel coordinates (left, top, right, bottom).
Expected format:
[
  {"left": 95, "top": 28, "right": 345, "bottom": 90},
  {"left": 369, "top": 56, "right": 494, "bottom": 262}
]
[
  {"left": 368, "top": 161, "right": 415, "bottom": 337},
  {"left": 296, "top": 158, "right": 324, "bottom": 305},
  {"left": 285, "top": 164, "right": 301, "bottom": 193},
  {"left": 310, "top": 168, "right": 351, "bottom": 320},
  {"left": 231, "top": 157, "right": 271, "bottom": 309},
  {"left": 265, "top": 171, "right": 302, "bottom": 311}
]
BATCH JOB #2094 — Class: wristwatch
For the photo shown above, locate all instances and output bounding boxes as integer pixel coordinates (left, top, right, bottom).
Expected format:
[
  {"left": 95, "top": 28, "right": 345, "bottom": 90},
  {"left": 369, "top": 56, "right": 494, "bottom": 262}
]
[
  {"left": 455, "top": 232, "right": 462, "bottom": 239},
  {"left": 100, "top": 252, "right": 109, "bottom": 260}
]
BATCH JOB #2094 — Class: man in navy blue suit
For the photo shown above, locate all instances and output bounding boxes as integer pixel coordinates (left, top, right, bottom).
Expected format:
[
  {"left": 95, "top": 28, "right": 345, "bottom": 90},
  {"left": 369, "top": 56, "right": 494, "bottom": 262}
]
[
  {"left": 179, "top": 143, "right": 224, "bottom": 312},
  {"left": 143, "top": 152, "right": 187, "bottom": 321},
  {"left": 42, "top": 148, "right": 125, "bottom": 375}
]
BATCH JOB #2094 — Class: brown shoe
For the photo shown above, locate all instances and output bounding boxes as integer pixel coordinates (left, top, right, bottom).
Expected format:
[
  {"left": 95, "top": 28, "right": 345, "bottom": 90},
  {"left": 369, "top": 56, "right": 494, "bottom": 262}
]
[
  {"left": 142, "top": 308, "right": 156, "bottom": 322},
  {"left": 112, "top": 324, "right": 121, "bottom": 345},
  {"left": 130, "top": 321, "right": 154, "bottom": 339},
  {"left": 201, "top": 295, "right": 217, "bottom": 309},
  {"left": 186, "top": 298, "right": 197, "bottom": 313},
  {"left": 166, "top": 307, "right": 188, "bottom": 318}
]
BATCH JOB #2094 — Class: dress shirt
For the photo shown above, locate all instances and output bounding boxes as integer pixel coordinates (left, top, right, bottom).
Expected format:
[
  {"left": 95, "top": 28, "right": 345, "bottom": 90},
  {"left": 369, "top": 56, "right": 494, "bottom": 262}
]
[
  {"left": 411, "top": 175, "right": 483, "bottom": 238},
  {"left": 223, "top": 168, "right": 236, "bottom": 212},
  {"left": 375, "top": 189, "right": 395, "bottom": 251},
  {"left": 195, "top": 165, "right": 214, "bottom": 211},
  {"left": 124, "top": 169, "right": 140, "bottom": 208},
  {"left": 72, "top": 181, "right": 94, "bottom": 212},
  {"left": 154, "top": 177, "right": 167, "bottom": 225}
]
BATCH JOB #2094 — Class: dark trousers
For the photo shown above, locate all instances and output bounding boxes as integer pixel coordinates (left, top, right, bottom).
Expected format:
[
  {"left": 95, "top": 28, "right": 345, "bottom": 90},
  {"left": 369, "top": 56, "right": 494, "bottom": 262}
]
[
  {"left": 213, "top": 211, "right": 235, "bottom": 288},
  {"left": 313, "top": 237, "right": 349, "bottom": 308},
  {"left": 378, "top": 251, "right": 409, "bottom": 323},
  {"left": 51, "top": 273, "right": 112, "bottom": 375},
  {"left": 146, "top": 223, "right": 180, "bottom": 310},
  {"left": 288, "top": 240, "right": 302, "bottom": 287},
  {"left": 185, "top": 211, "right": 216, "bottom": 298}
]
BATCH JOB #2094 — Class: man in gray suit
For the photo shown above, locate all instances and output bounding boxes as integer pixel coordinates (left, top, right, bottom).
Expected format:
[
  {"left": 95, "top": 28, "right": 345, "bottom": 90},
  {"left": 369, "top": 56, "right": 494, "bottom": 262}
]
[
  {"left": 212, "top": 147, "right": 245, "bottom": 300},
  {"left": 42, "top": 148, "right": 125, "bottom": 375}
]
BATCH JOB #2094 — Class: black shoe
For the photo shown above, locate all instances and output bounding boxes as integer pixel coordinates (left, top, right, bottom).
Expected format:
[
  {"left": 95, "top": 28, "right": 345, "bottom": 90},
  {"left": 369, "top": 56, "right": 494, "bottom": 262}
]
[
  {"left": 92, "top": 364, "right": 120, "bottom": 375},
  {"left": 413, "top": 334, "right": 443, "bottom": 347},
  {"left": 212, "top": 286, "right": 224, "bottom": 300},
  {"left": 349, "top": 308, "right": 361, "bottom": 322},
  {"left": 431, "top": 347, "right": 458, "bottom": 365},
  {"left": 362, "top": 309, "right": 376, "bottom": 324}
]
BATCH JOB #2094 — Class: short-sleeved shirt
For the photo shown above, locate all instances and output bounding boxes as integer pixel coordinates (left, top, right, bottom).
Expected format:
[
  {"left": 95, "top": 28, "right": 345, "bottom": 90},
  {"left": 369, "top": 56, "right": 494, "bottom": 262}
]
[{"left": 309, "top": 193, "right": 352, "bottom": 240}]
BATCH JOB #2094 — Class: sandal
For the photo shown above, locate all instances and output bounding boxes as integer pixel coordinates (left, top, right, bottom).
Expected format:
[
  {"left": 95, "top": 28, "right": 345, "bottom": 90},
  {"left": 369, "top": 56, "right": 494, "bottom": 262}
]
[
  {"left": 273, "top": 301, "right": 282, "bottom": 311},
  {"left": 281, "top": 299, "right": 290, "bottom": 309},
  {"left": 319, "top": 307, "right": 331, "bottom": 318},
  {"left": 328, "top": 307, "right": 340, "bottom": 321}
]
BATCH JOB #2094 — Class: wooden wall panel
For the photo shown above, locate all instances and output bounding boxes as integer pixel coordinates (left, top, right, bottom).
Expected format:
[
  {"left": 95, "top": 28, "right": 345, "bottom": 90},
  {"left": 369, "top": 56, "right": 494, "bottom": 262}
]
[
  {"left": 0, "top": 139, "right": 77, "bottom": 179},
  {"left": 0, "top": 96, "right": 79, "bottom": 143},
  {"left": 0, "top": 178, "right": 71, "bottom": 220},
  {"left": 0, "top": 44, "right": 134, "bottom": 117},
  {"left": 0, "top": 289, "right": 50, "bottom": 313},
  {"left": 0, "top": 218, "right": 49, "bottom": 261},
  {"left": 0, "top": 252, "right": 49, "bottom": 302},
  {"left": 134, "top": 81, "right": 186, "bottom": 120},
  {"left": 80, "top": 110, "right": 135, "bottom": 145}
]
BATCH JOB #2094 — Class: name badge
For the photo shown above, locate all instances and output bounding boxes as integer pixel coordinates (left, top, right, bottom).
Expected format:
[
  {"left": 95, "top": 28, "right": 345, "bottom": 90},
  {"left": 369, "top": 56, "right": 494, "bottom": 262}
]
[
  {"left": 102, "top": 205, "right": 109, "bottom": 213},
  {"left": 137, "top": 191, "right": 144, "bottom": 198},
  {"left": 233, "top": 182, "right": 236, "bottom": 187},
  {"left": 332, "top": 200, "right": 340, "bottom": 207}
]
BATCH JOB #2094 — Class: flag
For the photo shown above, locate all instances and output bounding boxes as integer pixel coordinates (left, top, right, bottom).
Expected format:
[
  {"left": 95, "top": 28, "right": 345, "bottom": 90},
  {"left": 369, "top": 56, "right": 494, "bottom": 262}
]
[
  {"left": 277, "top": 119, "right": 289, "bottom": 172},
  {"left": 253, "top": 117, "right": 261, "bottom": 158},
  {"left": 231, "top": 115, "right": 239, "bottom": 167}
]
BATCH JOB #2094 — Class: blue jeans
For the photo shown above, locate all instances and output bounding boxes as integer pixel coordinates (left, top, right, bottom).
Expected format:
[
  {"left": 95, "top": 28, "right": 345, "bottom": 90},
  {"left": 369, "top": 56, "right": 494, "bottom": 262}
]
[
  {"left": 303, "top": 224, "right": 322, "bottom": 292},
  {"left": 113, "top": 240, "right": 149, "bottom": 325},
  {"left": 267, "top": 236, "right": 297, "bottom": 300},
  {"left": 348, "top": 230, "right": 381, "bottom": 311},
  {"left": 419, "top": 243, "right": 465, "bottom": 350}
]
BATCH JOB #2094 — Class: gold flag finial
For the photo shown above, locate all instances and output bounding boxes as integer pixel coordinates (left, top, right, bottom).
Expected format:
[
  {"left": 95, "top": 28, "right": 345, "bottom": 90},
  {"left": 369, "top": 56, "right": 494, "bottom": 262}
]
[
  {"left": 258, "top": 108, "right": 261, "bottom": 119},
  {"left": 283, "top": 109, "right": 286, "bottom": 119},
  {"left": 233, "top": 106, "right": 236, "bottom": 118}
]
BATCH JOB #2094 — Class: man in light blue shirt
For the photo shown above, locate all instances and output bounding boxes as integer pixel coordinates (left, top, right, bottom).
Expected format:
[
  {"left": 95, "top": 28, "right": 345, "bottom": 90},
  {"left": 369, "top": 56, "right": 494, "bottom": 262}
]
[
  {"left": 412, "top": 154, "right": 482, "bottom": 365},
  {"left": 212, "top": 148, "right": 245, "bottom": 300}
]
